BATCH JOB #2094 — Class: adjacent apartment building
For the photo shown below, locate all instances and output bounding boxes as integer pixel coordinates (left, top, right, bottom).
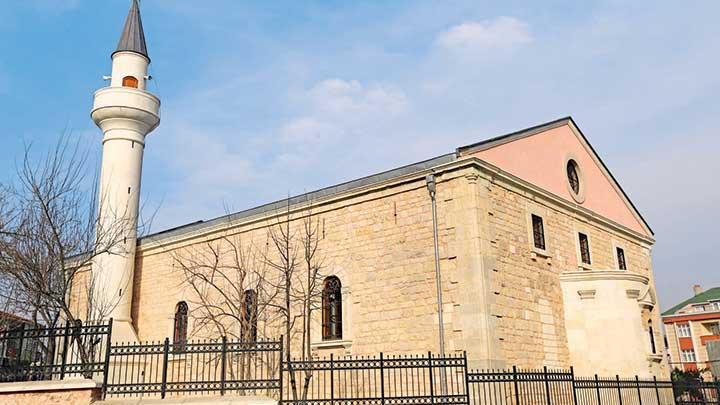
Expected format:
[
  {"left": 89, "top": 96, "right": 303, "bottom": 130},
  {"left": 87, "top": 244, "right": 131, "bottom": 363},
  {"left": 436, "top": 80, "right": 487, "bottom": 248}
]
[{"left": 662, "top": 285, "right": 720, "bottom": 375}]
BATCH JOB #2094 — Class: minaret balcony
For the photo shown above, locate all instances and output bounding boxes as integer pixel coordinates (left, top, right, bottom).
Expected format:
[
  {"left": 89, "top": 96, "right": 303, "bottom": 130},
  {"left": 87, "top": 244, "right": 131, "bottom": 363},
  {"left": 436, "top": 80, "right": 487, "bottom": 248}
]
[{"left": 91, "top": 86, "right": 161, "bottom": 136}]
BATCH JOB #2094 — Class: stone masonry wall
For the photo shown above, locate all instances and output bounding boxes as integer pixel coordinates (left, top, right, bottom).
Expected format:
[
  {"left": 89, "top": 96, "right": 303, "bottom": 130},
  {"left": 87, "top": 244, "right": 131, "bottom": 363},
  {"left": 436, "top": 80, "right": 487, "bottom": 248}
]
[
  {"left": 129, "top": 172, "right": 470, "bottom": 358},
  {"left": 485, "top": 174, "right": 659, "bottom": 369}
]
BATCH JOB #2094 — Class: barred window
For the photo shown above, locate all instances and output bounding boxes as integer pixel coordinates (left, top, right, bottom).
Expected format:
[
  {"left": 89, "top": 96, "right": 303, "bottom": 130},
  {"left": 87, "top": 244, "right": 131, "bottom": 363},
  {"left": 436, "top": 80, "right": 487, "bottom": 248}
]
[
  {"left": 616, "top": 247, "right": 627, "bottom": 270},
  {"left": 242, "top": 290, "right": 258, "bottom": 342},
  {"left": 578, "top": 233, "right": 591, "bottom": 265},
  {"left": 567, "top": 160, "right": 580, "bottom": 195},
  {"left": 322, "top": 276, "right": 342, "bottom": 341},
  {"left": 173, "top": 301, "right": 188, "bottom": 351},
  {"left": 531, "top": 214, "right": 546, "bottom": 250}
]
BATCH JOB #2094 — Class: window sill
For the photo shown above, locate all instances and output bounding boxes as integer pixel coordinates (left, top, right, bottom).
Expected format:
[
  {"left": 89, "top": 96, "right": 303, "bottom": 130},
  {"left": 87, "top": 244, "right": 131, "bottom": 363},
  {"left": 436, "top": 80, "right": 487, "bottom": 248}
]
[
  {"left": 530, "top": 249, "right": 552, "bottom": 260},
  {"left": 647, "top": 354, "right": 664, "bottom": 363},
  {"left": 311, "top": 339, "right": 353, "bottom": 350},
  {"left": 578, "top": 263, "right": 593, "bottom": 271}
]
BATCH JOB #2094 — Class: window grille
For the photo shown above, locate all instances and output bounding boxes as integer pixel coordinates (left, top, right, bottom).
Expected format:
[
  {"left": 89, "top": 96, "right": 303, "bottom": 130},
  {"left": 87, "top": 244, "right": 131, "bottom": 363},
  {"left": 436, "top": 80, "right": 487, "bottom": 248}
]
[
  {"left": 173, "top": 301, "right": 188, "bottom": 351},
  {"left": 567, "top": 160, "right": 580, "bottom": 194},
  {"left": 531, "top": 214, "right": 546, "bottom": 250},
  {"left": 616, "top": 247, "right": 627, "bottom": 270},
  {"left": 578, "top": 233, "right": 591, "bottom": 265},
  {"left": 322, "top": 276, "right": 342, "bottom": 340}
]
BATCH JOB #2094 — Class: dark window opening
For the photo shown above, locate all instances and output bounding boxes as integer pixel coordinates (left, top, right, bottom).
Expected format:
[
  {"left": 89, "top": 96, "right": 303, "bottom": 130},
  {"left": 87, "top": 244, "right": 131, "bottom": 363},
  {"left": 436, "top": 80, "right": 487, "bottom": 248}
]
[
  {"left": 531, "top": 214, "right": 546, "bottom": 250},
  {"left": 322, "top": 276, "right": 342, "bottom": 341},
  {"left": 122, "top": 76, "right": 139, "bottom": 88},
  {"left": 241, "top": 290, "right": 258, "bottom": 342},
  {"left": 649, "top": 323, "right": 657, "bottom": 354},
  {"left": 578, "top": 233, "right": 591, "bottom": 265},
  {"left": 567, "top": 160, "right": 580, "bottom": 194},
  {"left": 173, "top": 301, "right": 188, "bottom": 352},
  {"left": 616, "top": 247, "right": 627, "bottom": 270}
]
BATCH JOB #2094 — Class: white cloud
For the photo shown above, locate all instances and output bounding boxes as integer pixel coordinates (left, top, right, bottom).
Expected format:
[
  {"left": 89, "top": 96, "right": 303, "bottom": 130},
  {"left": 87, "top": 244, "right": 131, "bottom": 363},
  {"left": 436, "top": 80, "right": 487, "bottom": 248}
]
[
  {"left": 435, "top": 17, "right": 533, "bottom": 53},
  {"left": 281, "top": 79, "right": 409, "bottom": 145}
]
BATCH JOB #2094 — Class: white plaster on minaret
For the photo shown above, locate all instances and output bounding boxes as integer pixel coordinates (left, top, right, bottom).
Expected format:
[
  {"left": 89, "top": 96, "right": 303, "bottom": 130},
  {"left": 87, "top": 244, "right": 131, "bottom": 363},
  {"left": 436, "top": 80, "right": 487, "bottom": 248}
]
[{"left": 91, "top": 0, "right": 160, "bottom": 342}]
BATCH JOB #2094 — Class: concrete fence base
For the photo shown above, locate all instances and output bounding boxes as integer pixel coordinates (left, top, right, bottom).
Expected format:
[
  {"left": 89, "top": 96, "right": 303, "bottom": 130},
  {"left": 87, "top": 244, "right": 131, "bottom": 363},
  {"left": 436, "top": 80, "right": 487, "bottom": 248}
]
[{"left": 0, "top": 379, "right": 102, "bottom": 404}]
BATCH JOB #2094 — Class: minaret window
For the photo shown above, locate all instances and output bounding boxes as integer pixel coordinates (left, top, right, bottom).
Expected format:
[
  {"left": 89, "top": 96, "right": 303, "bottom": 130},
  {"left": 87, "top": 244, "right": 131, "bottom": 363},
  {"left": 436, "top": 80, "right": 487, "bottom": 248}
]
[
  {"left": 122, "top": 76, "right": 139, "bottom": 88},
  {"left": 322, "top": 276, "right": 342, "bottom": 341}
]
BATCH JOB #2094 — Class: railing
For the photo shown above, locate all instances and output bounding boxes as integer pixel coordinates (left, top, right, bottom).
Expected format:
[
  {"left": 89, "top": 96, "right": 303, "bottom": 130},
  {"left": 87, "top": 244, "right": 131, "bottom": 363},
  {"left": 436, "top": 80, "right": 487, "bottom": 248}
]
[
  {"left": 467, "top": 367, "right": 576, "bottom": 405},
  {"left": 574, "top": 375, "right": 676, "bottom": 405},
  {"left": 281, "top": 351, "right": 469, "bottom": 404},
  {"left": 0, "top": 319, "right": 112, "bottom": 383},
  {"left": 0, "top": 318, "right": 716, "bottom": 405},
  {"left": 104, "top": 337, "right": 282, "bottom": 399}
]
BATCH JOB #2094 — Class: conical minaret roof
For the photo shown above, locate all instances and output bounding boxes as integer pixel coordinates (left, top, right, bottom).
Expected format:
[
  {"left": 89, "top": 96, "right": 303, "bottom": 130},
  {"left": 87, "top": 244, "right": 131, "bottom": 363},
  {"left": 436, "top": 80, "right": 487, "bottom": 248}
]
[{"left": 114, "top": 0, "right": 149, "bottom": 60}]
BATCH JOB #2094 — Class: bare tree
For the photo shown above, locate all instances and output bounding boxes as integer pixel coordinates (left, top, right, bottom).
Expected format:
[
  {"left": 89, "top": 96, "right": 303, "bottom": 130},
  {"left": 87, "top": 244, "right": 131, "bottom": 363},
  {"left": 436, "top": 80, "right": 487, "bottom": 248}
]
[
  {"left": 173, "top": 198, "right": 326, "bottom": 401},
  {"left": 263, "top": 201, "right": 325, "bottom": 402},
  {"left": 0, "top": 137, "right": 142, "bottom": 367}
]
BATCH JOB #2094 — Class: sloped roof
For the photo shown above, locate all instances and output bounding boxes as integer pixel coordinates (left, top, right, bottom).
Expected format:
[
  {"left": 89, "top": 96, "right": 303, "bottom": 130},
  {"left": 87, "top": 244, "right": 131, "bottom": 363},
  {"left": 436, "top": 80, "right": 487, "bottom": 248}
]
[
  {"left": 114, "top": 0, "right": 149, "bottom": 60},
  {"left": 663, "top": 287, "right": 720, "bottom": 316},
  {"left": 139, "top": 116, "right": 652, "bottom": 246}
]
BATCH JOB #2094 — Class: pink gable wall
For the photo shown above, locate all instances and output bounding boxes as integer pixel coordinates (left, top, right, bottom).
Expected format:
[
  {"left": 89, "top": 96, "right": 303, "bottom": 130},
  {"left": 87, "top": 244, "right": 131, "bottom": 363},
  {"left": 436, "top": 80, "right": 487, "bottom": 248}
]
[{"left": 466, "top": 124, "right": 649, "bottom": 236}]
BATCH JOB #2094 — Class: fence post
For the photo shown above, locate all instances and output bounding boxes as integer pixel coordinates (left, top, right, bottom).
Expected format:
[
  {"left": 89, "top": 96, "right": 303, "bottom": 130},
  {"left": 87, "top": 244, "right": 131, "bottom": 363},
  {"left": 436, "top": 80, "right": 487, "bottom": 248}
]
[
  {"left": 101, "top": 319, "right": 113, "bottom": 399},
  {"left": 380, "top": 353, "right": 385, "bottom": 405},
  {"left": 595, "top": 374, "right": 601, "bottom": 405},
  {"left": 161, "top": 338, "right": 170, "bottom": 399},
  {"left": 59, "top": 322, "right": 70, "bottom": 380},
  {"left": 463, "top": 351, "right": 470, "bottom": 405},
  {"left": 570, "top": 366, "right": 578, "bottom": 405},
  {"left": 15, "top": 324, "right": 25, "bottom": 379},
  {"left": 616, "top": 375, "right": 623, "bottom": 405},
  {"left": 544, "top": 366, "right": 552, "bottom": 405},
  {"left": 635, "top": 376, "right": 643, "bottom": 405},
  {"left": 330, "top": 353, "right": 334, "bottom": 405},
  {"left": 220, "top": 336, "right": 227, "bottom": 396},
  {"left": 428, "top": 352, "right": 435, "bottom": 404},
  {"left": 652, "top": 376, "right": 660, "bottom": 405},
  {"left": 279, "top": 336, "right": 283, "bottom": 403},
  {"left": 513, "top": 366, "right": 521, "bottom": 405}
]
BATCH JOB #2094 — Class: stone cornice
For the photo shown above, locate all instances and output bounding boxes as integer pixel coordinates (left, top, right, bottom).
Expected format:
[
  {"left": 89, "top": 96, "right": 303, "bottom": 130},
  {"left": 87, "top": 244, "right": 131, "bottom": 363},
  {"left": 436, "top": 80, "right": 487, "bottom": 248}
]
[{"left": 559, "top": 270, "right": 650, "bottom": 284}]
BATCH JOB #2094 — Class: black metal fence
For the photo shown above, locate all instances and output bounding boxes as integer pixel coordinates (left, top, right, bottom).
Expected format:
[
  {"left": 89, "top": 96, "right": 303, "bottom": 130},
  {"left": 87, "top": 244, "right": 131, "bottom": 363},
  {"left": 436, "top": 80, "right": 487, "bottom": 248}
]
[
  {"left": 0, "top": 319, "right": 112, "bottom": 383},
  {"left": 0, "top": 319, "right": 717, "bottom": 405},
  {"left": 467, "top": 367, "right": 577, "bottom": 405},
  {"left": 104, "top": 337, "right": 282, "bottom": 399},
  {"left": 281, "top": 351, "right": 469, "bottom": 404}
]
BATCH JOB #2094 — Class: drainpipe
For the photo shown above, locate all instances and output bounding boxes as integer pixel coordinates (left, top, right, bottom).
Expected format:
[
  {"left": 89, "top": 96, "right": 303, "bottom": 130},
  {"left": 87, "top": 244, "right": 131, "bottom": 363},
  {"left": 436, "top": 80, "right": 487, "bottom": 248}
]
[{"left": 426, "top": 174, "right": 445, "bottom": 358}]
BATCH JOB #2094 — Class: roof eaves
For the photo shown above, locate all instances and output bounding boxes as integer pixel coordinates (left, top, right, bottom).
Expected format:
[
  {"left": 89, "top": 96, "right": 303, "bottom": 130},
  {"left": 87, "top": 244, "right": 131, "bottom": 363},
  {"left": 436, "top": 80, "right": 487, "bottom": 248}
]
[{"left": 139, "top": 153, "right": 457, "bottom": 246}]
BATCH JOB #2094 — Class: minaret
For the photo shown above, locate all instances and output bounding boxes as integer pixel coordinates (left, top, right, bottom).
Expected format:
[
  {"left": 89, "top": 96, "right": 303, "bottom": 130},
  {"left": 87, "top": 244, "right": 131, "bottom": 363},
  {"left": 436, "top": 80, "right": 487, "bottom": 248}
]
[{"left": 91, "top": 0, "right": 160, "bottom": 342}]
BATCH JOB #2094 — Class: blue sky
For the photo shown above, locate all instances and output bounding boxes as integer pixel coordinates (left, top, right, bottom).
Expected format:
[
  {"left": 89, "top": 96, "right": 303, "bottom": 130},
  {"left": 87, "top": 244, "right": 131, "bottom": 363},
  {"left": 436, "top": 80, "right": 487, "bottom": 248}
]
[{"left": 1, "top": 0, "right": 719, "bottom": 309}]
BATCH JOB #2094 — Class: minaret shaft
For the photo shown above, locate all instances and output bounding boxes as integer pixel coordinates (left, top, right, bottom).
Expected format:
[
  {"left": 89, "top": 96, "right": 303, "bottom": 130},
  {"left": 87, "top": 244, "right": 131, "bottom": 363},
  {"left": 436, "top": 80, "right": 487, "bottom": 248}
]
[{"left": 90, "top": 0, "right": 159, "bottom": 343}]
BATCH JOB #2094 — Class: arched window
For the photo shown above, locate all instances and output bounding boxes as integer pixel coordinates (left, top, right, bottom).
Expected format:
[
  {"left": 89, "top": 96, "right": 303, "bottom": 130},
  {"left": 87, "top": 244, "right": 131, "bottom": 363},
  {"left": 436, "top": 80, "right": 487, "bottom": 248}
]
[
  {"left": 122, "top": 76, "right": 139, "bottom": 88},
  {"left": 322, "top": 276, "right": 342, "bottom": 341},
  {"left": 241, "top": 290, "right": 258, "bottom": 342},
  {"left": 173, "top": 301, "right": 188, "bottom": 351}
]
